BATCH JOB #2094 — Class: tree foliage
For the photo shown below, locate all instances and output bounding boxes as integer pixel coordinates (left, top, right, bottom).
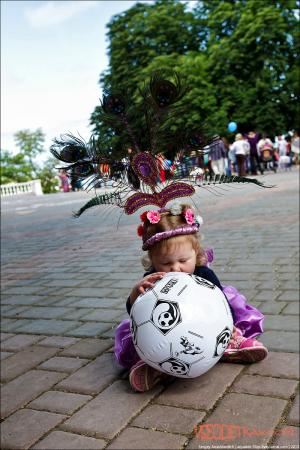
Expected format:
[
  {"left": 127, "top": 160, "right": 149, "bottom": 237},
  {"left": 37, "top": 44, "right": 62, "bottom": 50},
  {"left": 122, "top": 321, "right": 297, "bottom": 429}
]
[
  {"left": 90, "top": 0, "right": 299, "bottom": 154},
  {"left": 14, "top": 128, "right": 45, "bottom": 176},
  {"left": 1, "top": 129, "right": 59, "bottom": 193},
  {"left": 1, "top": 150, "right": 33, "bottom": 184}
]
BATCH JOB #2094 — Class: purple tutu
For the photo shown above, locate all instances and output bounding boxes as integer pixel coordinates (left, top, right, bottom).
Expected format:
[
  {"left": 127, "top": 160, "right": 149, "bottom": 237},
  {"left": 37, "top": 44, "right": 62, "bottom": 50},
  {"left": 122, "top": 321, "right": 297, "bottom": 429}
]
[{"left": 114, "top": 248, "right": 264, "bottom": 369}]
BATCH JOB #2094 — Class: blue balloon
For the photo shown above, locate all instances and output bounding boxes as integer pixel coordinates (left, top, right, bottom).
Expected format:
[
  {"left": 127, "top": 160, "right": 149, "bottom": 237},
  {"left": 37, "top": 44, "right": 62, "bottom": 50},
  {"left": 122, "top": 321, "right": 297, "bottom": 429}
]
[{"left": 228, "top": 122, "right": 237, "bottom": 132}]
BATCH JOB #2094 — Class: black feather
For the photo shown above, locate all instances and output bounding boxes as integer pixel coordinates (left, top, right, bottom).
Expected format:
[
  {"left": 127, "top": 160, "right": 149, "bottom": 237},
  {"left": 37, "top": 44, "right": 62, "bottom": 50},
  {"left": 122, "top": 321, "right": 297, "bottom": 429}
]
[{"left": 73, "top": 192, "right": 123, "bottom": 218}]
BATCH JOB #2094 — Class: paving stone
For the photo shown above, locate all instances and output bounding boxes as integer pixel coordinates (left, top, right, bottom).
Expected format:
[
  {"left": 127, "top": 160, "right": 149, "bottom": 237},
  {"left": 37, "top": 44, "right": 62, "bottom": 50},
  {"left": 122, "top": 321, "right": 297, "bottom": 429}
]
[
  {"left": 1, "top": 408, "right": 66, "bottom": 450},
  {"left": 14, "top": 319, "right": 80, "bottom": 335},
  {"left": 62, "top": 380, "right": 162, "bottom": 439},
  {"left": 38, "top": 356, "right": 89, "bottom": 373},
  {"left": 0, "top": 334, "right": 44, "bottom": 351},
  {"left": 246, "top": 352, "right": 299, "bottom": 379},
  {"left": 59, "top": 308, "right": 92, "bottom": 320},
  {"left": 0, "top": 333, "right": 15, "bottom": 341},
  {"left": 155, "top": 363, "right": 243, "bottom": 410},
  {"left": 282, "top": 302, "right": 300, "bottom": 315},
  {"left": 101, "top": 327, "right": 118, "bottom": 339},
  {"left": 17, "top": 306, "right": 74, "bottom": 319},
  {"left": 42, "top": 279, "right": 85, "bottom": 287},
  {"left": 1, "top": 318, "right": 32, "bottom": 332},
  {"left": 272, "top": 425, "right": 300, "bottom": 447},
  {"left": 56, "top": 352, "right": 122, "bottom": 395},
  {"left": 107, "top": 426, "right": 186, "bottom": 449},
  {"left": 3, "top": 286, "right": 41, "bottom": 295},
  {"left": 0, "top": 345, "right": 59, "bottom": 382},
  {"left": 80, "top": 308, "right": 124, "bottom": 322},
  {"left": 277, "top": 290, "right": 300, "bottom": 301},
  {"left": 38, "top": 336, "right": 80, "bottom": 348},
  {"left": 28, "top": 390, "right": 92, "bottom": 414},
  {"left": 264, "top": 314, "right": 299, "bottom": 331},
  {"left": 46, "top": 297, "right": 80, "bottom": 307},
  {"left": 259, "top": 331, "right": 299, "bottom": 352},
  {"left": 253, "top": 290, "right": 281, "bottom": 301},
  {"left": 32, "top": 431, "right": 106, "bottom": 449},
  {"left": 132, "top": 404, "right": 206, "bottom": 435},
  {"left": 65, "top": 297, "right": 124, "bottom": 309},
  {"left": 60, "top": 338, "right": 112, "bottom": 358},
  {"left": 66, "top": 287, "right": 114, "bottom": 297},
  {"left": 2, "top": 306, "right": 31, "bottom": 317},
  {"left": 1, "top": 296, "right": 42, "bottom": 307},
  {"left": 1, "top": 370, "right": 66, "bottom": 418},
  {"left": 0, "top": 351, "right": 14, "bottom": 360},
  {"left": 257, "top": 301, "right": 287, "bottom": 314},
  {"left": 35, "top": 287, "right": 74, "bottom": 297},
  {"left": 230, "top": 374, "right": 298, "bottom": 399},
  {"left": 65, "top": 321, "right": 114, "bottom": 337},
  {"left": 286, "top": 392, "right": 299, "bottom": 426},
  {"left": 187, "top": 393, "right": 287, "bottom": 448}
]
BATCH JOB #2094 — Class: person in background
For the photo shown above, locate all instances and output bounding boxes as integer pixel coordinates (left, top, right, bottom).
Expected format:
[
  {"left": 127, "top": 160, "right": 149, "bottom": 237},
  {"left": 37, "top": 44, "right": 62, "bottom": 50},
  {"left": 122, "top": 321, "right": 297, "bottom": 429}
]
[
  {"left": 209, "top": 137, "right": 227, "bottom": 175},
  {"left": 257, "top": 134, "right": 276, "bottom": 172},
  {"left": 245, "top": 131, "right": 263, "bottom": 175},
  {"left": 291, "top": 130, "right": 300, "bottom": 165},
  {"left": 58, "top": 169, "right": 70, "bottom": 193},
  {"left": 230, "top": 134, "right": 250, "bottom": 177},
  {"left": 277, "top": 135, "right": 288, "bottom": 157}
]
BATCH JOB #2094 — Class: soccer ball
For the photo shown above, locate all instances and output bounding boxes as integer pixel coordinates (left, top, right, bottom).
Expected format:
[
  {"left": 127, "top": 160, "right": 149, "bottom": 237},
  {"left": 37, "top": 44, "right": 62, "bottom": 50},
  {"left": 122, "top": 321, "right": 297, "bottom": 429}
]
[{"left": 130, "top": 272, "right": 233, "bottom": 378}]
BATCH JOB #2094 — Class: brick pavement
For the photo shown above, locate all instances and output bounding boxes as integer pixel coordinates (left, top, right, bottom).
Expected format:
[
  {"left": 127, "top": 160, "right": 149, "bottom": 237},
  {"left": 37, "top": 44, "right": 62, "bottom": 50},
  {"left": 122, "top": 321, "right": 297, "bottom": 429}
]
[{"left": 1, "top": 170, "right": 299, "bottom": 449}]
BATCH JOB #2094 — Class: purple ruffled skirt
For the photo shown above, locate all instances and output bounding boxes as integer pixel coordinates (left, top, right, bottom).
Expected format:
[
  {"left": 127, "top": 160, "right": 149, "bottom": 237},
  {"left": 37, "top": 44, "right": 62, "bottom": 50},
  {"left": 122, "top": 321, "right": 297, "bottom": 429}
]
[{"left": 114, "top": 284, "right": 264, "bottom": 369}]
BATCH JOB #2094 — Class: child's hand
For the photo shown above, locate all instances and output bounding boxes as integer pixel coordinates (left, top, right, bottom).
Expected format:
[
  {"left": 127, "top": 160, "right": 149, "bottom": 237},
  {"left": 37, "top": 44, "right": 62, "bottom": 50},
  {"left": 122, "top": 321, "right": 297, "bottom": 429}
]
[{"left": 129, "top": 272, "right": 166, "bottom": 305}]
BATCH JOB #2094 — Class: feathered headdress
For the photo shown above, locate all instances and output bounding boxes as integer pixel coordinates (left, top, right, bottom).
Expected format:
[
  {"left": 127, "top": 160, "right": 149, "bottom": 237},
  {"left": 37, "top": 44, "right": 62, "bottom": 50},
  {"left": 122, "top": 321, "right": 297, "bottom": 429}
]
[{"left": 50, "top": 70, "right": 272, "bottom": 219}]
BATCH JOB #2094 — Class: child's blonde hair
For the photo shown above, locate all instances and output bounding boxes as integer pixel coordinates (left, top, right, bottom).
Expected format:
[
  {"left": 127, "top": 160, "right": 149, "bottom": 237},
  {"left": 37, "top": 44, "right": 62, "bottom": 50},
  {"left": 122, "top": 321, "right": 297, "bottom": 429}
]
[{"left": 141, "top": 204, "right": 207, "bottom": 270}]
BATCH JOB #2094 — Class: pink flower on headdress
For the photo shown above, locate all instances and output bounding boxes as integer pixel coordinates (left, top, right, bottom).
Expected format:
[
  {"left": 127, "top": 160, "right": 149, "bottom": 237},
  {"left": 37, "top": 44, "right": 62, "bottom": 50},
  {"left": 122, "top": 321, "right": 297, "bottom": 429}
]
[
  {"left": 184, "top": 208, "right": 195, "bottom": 225},
  {"left": 146, "top": 210, "right": 161, "bottom": 224}
]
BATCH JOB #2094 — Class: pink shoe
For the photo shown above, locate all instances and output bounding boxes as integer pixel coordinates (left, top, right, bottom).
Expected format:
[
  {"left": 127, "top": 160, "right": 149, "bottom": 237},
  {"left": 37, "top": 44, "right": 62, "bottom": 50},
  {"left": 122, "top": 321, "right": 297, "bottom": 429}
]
[
  {"left": 129, "top": 360, "right": 173, "bottom": 392},
  {"left": 221, "top": 328, "right": 268, "bottom": 363}
]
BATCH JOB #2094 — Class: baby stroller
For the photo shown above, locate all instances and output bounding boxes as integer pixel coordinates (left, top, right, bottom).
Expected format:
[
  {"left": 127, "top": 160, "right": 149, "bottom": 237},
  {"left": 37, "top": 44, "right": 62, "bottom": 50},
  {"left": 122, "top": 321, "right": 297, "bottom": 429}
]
[{"left": 260, "top": 144, "right": 277, "bottom": 172}]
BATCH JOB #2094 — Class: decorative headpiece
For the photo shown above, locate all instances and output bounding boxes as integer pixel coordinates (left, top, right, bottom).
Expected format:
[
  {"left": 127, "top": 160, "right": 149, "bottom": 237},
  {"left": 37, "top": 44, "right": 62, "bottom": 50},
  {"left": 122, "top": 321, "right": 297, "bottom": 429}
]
[
  {"left": 137, "top": 203, "right": 203, "bottom": 250},
  {"left": 50, "top": 70, "right": 273, "bottom": 233}
]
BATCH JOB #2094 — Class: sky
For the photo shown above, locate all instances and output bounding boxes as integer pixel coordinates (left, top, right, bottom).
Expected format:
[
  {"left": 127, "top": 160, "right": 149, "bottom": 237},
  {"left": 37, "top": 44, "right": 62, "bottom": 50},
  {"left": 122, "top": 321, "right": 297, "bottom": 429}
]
[{"left": 1, "top": 0, "right": 147, "bottom": 160}]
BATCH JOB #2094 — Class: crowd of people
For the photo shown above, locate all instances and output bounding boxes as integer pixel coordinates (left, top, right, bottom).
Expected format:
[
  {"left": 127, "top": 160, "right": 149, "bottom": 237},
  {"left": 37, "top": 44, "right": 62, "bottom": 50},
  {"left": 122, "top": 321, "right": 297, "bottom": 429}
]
[
  {"left": 185, "top": 130, "right": 299, "bottom": 179},
  {"left": 56, "top": 130, "right": 299, "bottom": 192}
]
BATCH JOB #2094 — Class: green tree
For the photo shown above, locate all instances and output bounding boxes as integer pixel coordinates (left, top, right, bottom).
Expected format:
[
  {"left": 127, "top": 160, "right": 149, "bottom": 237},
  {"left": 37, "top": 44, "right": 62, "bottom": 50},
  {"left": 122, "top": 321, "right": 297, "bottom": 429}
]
[
  {"left": 90, "top": 0, "right": 299, "bottom": 150},
  {"left": 14, "top": 128, "right": 45, "bottom": 176},
  {"left": 193, "top": 0, "right": 300, "bottom": 134},
  {"left": 0, "top": 150, "right": 33, "bottom": 184},
  {"left": 36, "top": 158, "right": 60, "bottom": 194},
  {"left": 90, "top": 0, "right": 204, "bottom": 155}
]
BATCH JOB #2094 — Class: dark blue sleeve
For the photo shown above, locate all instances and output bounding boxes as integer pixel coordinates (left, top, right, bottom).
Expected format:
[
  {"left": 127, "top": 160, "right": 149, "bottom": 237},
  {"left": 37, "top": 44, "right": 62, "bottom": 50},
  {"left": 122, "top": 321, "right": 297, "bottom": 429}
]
[
  {"left": 126, "top": 269, "right": 155, "bottom": 315},
  {"left": 194, "top": 266, "right": 223, "bottom": 291}
]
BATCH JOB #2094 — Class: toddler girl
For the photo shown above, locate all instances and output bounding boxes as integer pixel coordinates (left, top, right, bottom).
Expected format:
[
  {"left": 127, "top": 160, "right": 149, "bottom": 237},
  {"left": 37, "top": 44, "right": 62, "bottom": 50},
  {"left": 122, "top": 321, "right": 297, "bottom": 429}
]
[{"left": 115, "top": 203, "right": 268, "bottom": 392}]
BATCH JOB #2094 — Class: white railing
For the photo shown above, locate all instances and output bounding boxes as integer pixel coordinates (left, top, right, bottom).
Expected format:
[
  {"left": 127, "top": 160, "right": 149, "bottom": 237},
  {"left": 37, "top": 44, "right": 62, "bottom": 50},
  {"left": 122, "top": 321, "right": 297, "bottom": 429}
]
[{"left": 0, "top": 179, "right": 43, "bottom": 196}]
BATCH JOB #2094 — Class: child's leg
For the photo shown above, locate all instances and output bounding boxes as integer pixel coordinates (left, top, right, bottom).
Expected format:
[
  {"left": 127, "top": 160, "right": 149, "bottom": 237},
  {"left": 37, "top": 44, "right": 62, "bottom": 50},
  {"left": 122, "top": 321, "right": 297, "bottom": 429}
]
[
  {"left": 129, "top": 360, "right": 173, "bottom": 392},
  {"left": 221, "top": 326, "right": 268, "bottom": 363}
]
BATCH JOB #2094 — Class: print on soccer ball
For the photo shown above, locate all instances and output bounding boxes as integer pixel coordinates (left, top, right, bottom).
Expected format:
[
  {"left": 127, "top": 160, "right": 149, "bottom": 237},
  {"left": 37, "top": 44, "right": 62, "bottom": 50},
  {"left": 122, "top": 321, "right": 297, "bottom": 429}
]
[
  {"left": 159, "top": 357, "right": 190, "bottom": 376},
  {"left": 150, "top": 299, "right": 182, "bottom": 335},
  {"left": 189, "top": 274, "right": 216, "bottom": 289},
  {"left": 174, "top": 336, "right": 203, "bottom": 357},
  {"left": 130, "top": 318, "right": 138, "bottom": 345},
  {"left": 214, "top": 327, "right": 231, "bottom": 357}
]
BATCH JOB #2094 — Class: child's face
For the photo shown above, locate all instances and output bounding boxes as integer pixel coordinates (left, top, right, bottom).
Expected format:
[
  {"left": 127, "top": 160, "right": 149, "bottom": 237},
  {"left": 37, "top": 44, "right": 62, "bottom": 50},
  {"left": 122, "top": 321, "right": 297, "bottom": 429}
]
[{"left": 151, "top": 239, "right": 197, "bottom": 274}]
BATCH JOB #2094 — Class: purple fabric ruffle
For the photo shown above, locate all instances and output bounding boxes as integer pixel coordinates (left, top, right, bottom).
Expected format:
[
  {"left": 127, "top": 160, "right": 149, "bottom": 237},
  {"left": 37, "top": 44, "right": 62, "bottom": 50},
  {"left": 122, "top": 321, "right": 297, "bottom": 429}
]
[
  {"left": 114, "top": 284, "right": 264, "bottom": 369},
  {"left": 114, "top": 319, "right": 139, "bottom": 369},
  {"left": 222, "top": 284, "right": 264, "bottom": 339}
]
